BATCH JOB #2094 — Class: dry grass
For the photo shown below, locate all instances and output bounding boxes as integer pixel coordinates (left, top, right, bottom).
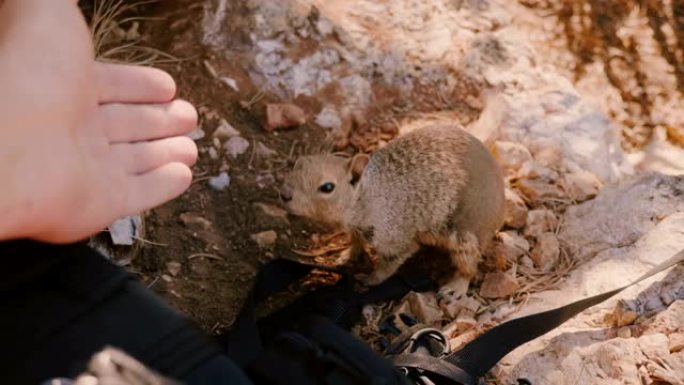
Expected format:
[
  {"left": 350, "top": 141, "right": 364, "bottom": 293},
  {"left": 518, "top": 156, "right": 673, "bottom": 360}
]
[
  {"left": 515, "top": 243, "right": 578, "bottom": 296},
  {"left": 90, "top": 0, "right": 178, "bottom": 65}
]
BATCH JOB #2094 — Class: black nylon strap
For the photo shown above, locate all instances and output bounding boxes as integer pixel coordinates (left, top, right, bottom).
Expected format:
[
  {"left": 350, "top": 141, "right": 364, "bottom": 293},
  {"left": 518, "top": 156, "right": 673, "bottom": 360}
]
[
  {"left": 392, "top": 355, "right": 475, "bottom": 385},
  {"left": 445, "top": 248, "right": 684, "bottom": 379}
]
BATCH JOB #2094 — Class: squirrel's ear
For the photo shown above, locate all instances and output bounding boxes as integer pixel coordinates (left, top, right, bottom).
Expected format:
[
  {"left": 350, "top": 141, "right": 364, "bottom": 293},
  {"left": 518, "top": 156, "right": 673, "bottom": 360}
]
[{"left": 347, "top": 154, "right": 369, "bottom": 185}]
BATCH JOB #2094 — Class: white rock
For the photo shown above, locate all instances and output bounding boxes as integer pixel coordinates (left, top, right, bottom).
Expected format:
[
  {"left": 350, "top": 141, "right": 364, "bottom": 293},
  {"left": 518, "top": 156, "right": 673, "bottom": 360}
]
[
  {"left": 255, "top": 173, "right": 276, "bottom": 189},
  {"left": 224, "top": 136, "right": 250, "bottom": 158},
  {"left": 517, "top": 160, "right": 560, "bottom": 182},
  {"left": 403, "top": 292, "right": 443, "bottom": 326},
  {"left": 530, "top": 232, "right": 560, "bottom": 272},
  {"left": 266, "top": 103, "right": 307, "bottom": 130},
  {"left": 315, "top": 17, "right": 334, "bottom": 36},
  {"left": 498, "top": 231, "right": 530, "bottom": 261},
  {"left": 527, "top": 137, "right": 562, "bottom": 169},
  {"left": 516, "top": 178, "right": 565, "bottom": 205},
  {"left": 496, "top": 91, "right": 630, "bottom": 183},
  {"left": 339, "top": 75, "right": 372, "bottom": 109},
  {"left": 563, "top": 170, "right": 602, "bottom": 202},
  {"left": 451, "top": 314, "right": 477, "bottom": 333},
  {"left": 560, "top": 174, "right": 684, "bottom": 257},
  {"left": 251, "top": 230, "right": 278, "bottom": 249},
  {"left": 501, "top": 303, "right": 684, "bottom": 385},
  {"left": 108, "top": 215, "right": 142, "bottom": 246},
  {"left": 314, "top": 105, "right": 343, "bottom": 130},
  {"left": 213, "top": 119, "right": 241, "bottom": 140},
  {"left": 186, "top": 127, "right": 206, "bottom": 141},
  {"left": 520, "top": 255, "right": 534, "bottom": 268},
  {"left": 493, "top": 141, "right": 532, "bottom": 171},
  {"left": 179, "top": 213, "right": 212, "bottom": 230},
  {"left": 201, "top": 0, "right": 229, "bottom": 47},
  {"left": 253, "top": 202, "right": 289, "bottom": 227},
  {"left": 479, "top": 271, "right": 519, "bottom": 299},
  {"left": 448, "top": 329, "right": 481, "bottom": 352},
  {"left": 166, "top": 261, "right": 182, "bottom": 277},
  {"left": 669, "top": 333, "right": 684, "bottom": 353},
  {"left": 496, "top": 176, "right": 684, "bottom": 384},
  {"left": 208, "top": 147, "right": 219, "bottom": 160},
  {"left": 524, "top": 209, "right": 559, "bottom": 238},
  {"left": 208, "top": 172, "right": 231, "bottom": 191},
  {"left": 611, "top": 301, "right": 638, "bottom": 327},
  {"left": 255, "top": 141, "right": 278, "bottom": 157},
  {"left": 220, "top": 76, "right": 239, "bottom": 91},
  {"left": 626, "top": 126, "right": 684, "bottom": 175},
  {"left": 441, "top": 294, "right": 481, "bottom": 319},
  {"left": 504, "top": 188, "right": 528, "bottom": 229}
]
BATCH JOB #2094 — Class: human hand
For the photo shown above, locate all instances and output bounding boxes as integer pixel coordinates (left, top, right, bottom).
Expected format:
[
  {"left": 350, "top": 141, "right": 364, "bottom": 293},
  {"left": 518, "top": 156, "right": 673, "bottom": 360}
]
[{"left": 0, "top": 0, "right": 198, "bottom": 243}]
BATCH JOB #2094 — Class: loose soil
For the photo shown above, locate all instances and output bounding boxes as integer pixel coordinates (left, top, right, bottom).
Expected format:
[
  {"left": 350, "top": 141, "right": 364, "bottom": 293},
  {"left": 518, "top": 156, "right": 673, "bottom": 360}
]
[{"left": 97, "top": 0, "right": 328, "bottom": 334}]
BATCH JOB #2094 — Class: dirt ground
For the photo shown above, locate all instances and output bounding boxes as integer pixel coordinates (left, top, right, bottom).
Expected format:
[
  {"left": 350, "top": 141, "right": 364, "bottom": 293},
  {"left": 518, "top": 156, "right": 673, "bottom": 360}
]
[
  {"left": 86, "top": 0, "right": 684, "bottom": 338},
  {"left": 94, "top": 0, "right": 321, "bottom": 333}
]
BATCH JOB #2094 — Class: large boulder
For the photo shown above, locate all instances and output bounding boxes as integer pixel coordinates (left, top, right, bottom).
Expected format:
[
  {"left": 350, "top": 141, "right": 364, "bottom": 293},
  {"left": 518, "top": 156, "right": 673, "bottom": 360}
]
[{"left": 495, "top": 175, "right": 684, "bottom": 385}]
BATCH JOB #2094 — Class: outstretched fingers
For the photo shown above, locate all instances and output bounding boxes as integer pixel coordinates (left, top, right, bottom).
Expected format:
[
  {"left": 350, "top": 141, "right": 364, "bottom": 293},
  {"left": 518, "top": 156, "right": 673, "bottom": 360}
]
[
  {"left": 94, "top": 62, "right": 200, "bottom": 221},
  {"left": 98, "top": 100, "right": 197, "bottom": 143},
  {"left": 95, "top": 62, "right": 176, "bottom": 104},
  {"left": 111, "top": 136, "right": 197, "bottom": 175},
  {"left": 124, "top": 163, "right": 193, "bottom": 216}
]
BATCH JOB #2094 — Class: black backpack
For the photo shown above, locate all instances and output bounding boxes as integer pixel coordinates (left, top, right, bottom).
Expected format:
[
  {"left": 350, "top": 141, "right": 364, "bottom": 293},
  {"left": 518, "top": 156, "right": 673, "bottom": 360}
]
[
  {"left": 5, "top": 241, "right": 681, "bottom": 385},
  {"left": 219, "top": 250, "right": 684, "bottom": 385}
]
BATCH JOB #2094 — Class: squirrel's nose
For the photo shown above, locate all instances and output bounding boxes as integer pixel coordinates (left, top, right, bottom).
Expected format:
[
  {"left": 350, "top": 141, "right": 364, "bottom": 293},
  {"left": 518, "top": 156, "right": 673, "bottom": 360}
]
[{"left": 280, "top": 188, "right": 292, "bottom": 202}]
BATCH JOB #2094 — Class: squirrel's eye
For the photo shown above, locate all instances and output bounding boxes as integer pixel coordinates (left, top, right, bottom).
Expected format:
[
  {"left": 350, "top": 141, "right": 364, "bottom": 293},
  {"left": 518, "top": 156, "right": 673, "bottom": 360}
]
[{"left": 318, "top": 182, "right": 335, "bottom": 193}]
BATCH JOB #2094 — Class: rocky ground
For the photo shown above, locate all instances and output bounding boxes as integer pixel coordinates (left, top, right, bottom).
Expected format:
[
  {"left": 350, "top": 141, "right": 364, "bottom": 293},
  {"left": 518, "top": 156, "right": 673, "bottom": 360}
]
[{"left": 87, "top": 0, "right": 684, "bottom": 383}]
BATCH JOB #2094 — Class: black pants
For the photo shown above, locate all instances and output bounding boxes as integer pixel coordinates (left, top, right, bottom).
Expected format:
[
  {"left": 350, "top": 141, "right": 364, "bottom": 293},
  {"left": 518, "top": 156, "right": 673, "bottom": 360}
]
[{"left": 0, "top": 241, "right": 252, "bottom": 385}]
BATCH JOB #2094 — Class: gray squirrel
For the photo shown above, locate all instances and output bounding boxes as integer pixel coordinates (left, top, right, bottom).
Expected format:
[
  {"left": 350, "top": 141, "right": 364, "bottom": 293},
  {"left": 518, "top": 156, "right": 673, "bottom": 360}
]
[{"left": 281, "top": 124, "right": 505, "bottom": 298}]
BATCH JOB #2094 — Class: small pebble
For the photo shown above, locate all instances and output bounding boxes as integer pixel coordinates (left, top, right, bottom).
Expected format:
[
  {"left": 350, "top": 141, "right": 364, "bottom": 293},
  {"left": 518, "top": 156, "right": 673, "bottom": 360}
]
[
  {"left": 220, "top": 77, "right": 239, "bottom": 91},
  {"left": 255, "top": 173, "right": 275, "bottom": 188},
  {"left": 179, "top": 213, "right": 212, "bottom": 230},
  {"left": 668, "top": 333, "right": 684, "bottom": 353},
  {"left": 617, "top": 327, "right": 632, "bottom": 338},
  {"left": 166, "top": 261, "right": 182, "bottom": 277},
  {"left": 108, "top": 215, "right": 142, "bottom": 246},
  {"left": 255, "top": 141, "right": 278, "bottom": 157},
  {"left": 208, "top": 147, "right": 219, "bottom": 160},
  {"left": 530, "top": 232, "right": 560, "bottom": 272},
  {"left": 224, "top": 136, "right": 250, "bottom": 158},
  {"left": 479, "top": 271, "right": 519, "bottom": 299},
  {"left": 208, "top": 172, "right": 231, "bottom": 191},
  {"left": 265, "top": 103, "right": 306, "bottom": 131},
  {"left": 315, "top": 105, "right": 343, "bottom": 130},
  {"left": 251, "top": 230, "right": 278, "bottom": 249},
  {"left": 213, "top": 119, "right": 241, "bottom": 140},
  {"left": 186, "top": 127, "right": 206, "bottom": 141}
]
